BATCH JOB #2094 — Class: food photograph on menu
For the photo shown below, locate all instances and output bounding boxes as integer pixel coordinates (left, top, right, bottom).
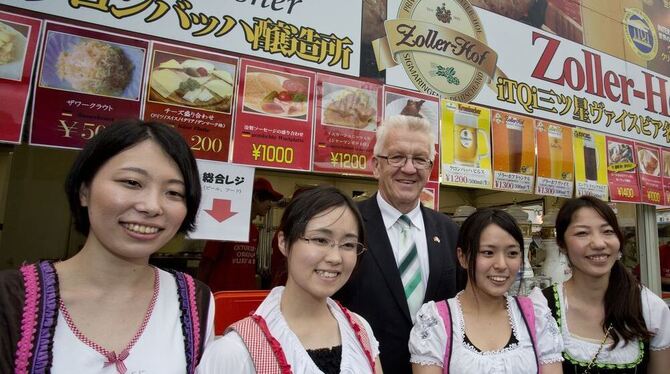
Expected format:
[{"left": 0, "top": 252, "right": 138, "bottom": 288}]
[
  {"left": 0, "top": 20, "right": 28, "bottom": 81},
  {"left": 39, "top": 31, "right": 143, "bottom": 99},
  {"left": 241, "top": 66, "right": 309, "bottom": 120},
  {"left": 638, "top": 147, "right": 661, "bottom": 176},
  {"left": 321, "top": 81, "right": 377, "bottom": 131},
  {"left": 608, "top": 141, "right": 634, "bottom": 166},
  {"left": 148, "top": 50, "right": 236, "bottom": 113},
  {"left": 384, "top": 92, "right": 438, "bottom": 124}
]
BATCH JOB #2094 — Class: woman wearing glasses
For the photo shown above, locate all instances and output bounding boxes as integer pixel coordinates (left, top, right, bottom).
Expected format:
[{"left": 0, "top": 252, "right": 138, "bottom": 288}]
[{"left": 197, "top": 186, "right": 382, "bottom": 373}]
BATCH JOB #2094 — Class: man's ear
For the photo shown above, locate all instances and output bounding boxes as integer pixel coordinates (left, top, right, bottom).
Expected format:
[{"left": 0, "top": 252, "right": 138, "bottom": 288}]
[
  {"left": 457, "top": 247, "right": 468, "bottom": 269},
  {"left": 372, "top": 156, "right": 380, "bottom": 179},
  {"left": 79, "top": 183, "right": 90, "bottom": 207},
  {"left": 277, "top": 231, "right": 288, "bottom": 257}
]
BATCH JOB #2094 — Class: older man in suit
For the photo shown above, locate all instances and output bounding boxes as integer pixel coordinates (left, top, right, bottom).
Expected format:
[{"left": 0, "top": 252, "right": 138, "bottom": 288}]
[{"left": 336, "top": 115, "right": 463, "bottom": 374}]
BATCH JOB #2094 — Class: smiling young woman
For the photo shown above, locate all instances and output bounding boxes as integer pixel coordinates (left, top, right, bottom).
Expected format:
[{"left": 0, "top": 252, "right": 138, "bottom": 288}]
[
  {"left": 409, "top": 208, "right": 564, "bottom": 374},
  {"left": 536, "top": 196, "right": 670, "bottom": 374},
  {"left": 0, "top": 119, "right": 214, "bottom": 374},
  {"left": 197, "top": 186, "right": 383, "bottom": 374}
]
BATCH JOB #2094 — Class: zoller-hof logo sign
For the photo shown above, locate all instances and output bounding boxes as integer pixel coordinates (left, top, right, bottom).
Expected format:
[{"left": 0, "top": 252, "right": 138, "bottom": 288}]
[
  {"left": 373, "top": 0, "right": 499, "bottom": 102},
  {"left": 623, "top": 7, "right": 658, "bottom": 61}
]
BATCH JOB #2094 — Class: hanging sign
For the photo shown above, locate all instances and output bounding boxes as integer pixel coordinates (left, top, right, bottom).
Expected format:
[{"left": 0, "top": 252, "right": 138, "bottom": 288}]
[{"left": 143, "top": 42, "right": 238, "bottom": 161}]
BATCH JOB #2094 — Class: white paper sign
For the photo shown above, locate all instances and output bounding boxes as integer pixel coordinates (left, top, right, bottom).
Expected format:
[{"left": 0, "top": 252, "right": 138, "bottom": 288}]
[{"left": 189, "top": 160, "right": 255, "bottom": 241}]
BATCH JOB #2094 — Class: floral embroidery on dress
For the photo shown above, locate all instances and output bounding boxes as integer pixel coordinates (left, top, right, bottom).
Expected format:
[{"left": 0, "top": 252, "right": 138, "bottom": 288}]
[{"left": 417, "top": 311, "right": 439, "bottom": 341}]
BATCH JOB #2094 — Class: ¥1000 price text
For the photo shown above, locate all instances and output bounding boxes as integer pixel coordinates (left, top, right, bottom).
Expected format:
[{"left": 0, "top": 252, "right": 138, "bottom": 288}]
[
  {"left": 330, "top": 152, "right": 367, "bottom": 170},
  {"left": 646, "top": 190, "right": 661, "bottom": 203},
  {"left": 252, "top": 144, "right": 294, "bottom": 164}
]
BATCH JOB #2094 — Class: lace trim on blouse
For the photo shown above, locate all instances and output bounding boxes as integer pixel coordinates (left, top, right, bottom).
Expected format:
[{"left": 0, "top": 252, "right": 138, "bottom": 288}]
[
  {"left": 553, "top": 283, "right": 645, "bottom": 368},
  {"left": 454, "top": 292, "right": 521, "bottom": 356}
]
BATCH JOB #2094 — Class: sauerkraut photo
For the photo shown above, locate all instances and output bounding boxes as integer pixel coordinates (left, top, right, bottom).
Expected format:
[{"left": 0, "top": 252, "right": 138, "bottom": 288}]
[
  {"left": 0, "top": 20, "right": 28, "bottom": 81},
  {"left": 40, "top": 32, "right": 144, "bottom": 99}
]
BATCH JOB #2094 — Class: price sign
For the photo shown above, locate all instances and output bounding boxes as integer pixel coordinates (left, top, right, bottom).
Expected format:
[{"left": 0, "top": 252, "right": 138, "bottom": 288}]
[
  {"left": 232, "top": 59, "right": 315, "bottom": 171},
  {"left": 143, "top": 42, "right": 237, "bottom": 162},
  {"left": 635, "top": 142, "right": 664, "bottom": 206},
  {"left": 312, "top": 73, "right": 381, "bottom": 175},
  {"left": 30, "top": 21, "right": 148, "bottom": 149},
  {"left": 606, "top": 136, "right": 640, "bottom": 203}
]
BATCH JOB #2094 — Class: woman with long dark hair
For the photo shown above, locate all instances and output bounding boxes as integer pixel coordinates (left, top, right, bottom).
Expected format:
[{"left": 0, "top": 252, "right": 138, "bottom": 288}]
[
  {"left": 409, "top": 208, "right": 563, "bottom": 373},
  {"left": 538, "top": 196, "right": 670, "bottom": 373}
]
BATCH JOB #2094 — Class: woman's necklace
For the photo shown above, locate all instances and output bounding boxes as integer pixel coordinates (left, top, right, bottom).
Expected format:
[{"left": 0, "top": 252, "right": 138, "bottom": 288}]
[
  {"left": 583, "top": 324, "right": 613, "bottom": 374},
  {"left": 58, "top": 267, "right": 159, "bottom": 374}
]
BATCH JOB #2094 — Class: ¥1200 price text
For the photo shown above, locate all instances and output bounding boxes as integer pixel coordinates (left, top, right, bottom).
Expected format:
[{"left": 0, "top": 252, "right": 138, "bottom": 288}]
[
  {"left": 252, "top": 143, "right": 294, "bottom": 164},
  {"left": 330, "top": 152, "right": 367, "bottom": 170}
]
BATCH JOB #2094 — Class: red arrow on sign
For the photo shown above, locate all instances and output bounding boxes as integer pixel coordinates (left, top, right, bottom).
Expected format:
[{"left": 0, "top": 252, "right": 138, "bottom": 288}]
[{"left": 205, "top": 199, "right": 238, "bottom": 222}]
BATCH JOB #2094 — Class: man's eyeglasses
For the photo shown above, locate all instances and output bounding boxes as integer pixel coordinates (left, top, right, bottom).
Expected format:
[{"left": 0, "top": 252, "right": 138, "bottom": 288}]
[
  {"left": 377, "top": 155, "right": 433, "bottom": 169},
  {"left": 299, "top": 237, "right": 367, "bottom": 255}
]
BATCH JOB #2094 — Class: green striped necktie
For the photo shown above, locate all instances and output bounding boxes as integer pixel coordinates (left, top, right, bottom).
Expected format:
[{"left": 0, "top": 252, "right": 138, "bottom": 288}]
[{"left": 397, "top": 214, "right": 424, "bottom": 321}]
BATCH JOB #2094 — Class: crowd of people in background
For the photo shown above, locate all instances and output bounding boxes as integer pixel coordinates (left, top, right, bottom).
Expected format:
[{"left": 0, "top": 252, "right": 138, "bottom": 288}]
[{"left": 0, "top": 115, "right": 669, "bottom": 373}]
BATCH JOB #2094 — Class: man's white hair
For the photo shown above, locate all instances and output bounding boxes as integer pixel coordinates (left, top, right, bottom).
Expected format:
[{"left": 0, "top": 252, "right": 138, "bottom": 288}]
[{"left": 373, "top": 115, "right": 436, "bottom": 159}]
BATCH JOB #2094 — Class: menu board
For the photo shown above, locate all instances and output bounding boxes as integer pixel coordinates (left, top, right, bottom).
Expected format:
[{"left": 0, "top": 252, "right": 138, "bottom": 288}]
[
  {"left": 573, "top": 128, "right": 608, "bottom": 200},
  {"left": 662, "top": 149, "right": 670, "bottom": 206},
  {"left": 232, "top": 59, "right": 315, "bottom": 171},
  {"left": 606, "top": 136, "right": 641, "bottom": 203},
  {"left": 636, "top": 142, "right": 664, "bottom": 206},
  {"left": 491, "top": 110, "right": 535, "bottom": 193},
  {"left": 441, "top": 100, "right": 492, "bottom": 189},
  {"left": 30, "top": 21, "right": 148, "bottom": 149},
  {"left": 312, "top": 73, "right": 382, "bottom": 175},
  {"left": 383, "top": 86, "right": 440, "bottom": 182},
  {"left": 0, "top": 11, "right": 41, "bottom": 144},
  {"left": 422, "top": 181, "right": 440, "bottom": 211},
  {"left": 535, "top": 120, "right": 574, "bottom": 198},
  {"left": 143, "top": 42, "right": 237, "bottom": 162}
]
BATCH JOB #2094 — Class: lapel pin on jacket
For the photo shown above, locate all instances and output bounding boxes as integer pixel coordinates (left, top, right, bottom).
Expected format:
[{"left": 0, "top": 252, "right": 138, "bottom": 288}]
[{"left": 433, "top": 236, "right": 440, "bottom": 243}]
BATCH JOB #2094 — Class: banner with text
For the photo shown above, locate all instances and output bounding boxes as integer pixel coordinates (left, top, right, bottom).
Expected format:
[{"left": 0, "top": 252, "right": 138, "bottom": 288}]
[
  {"left": 5, "top": 0, "right": 362, "bottom": 76},
  {"left": 384, "top": 0, "right": 670, "bottom": 148}
]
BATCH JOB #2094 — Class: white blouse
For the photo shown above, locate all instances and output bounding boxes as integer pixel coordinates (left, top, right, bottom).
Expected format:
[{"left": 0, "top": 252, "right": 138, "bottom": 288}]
[
  {"left": 531, "top": 283, "right": 670, "bottom": 366},
  {"left": 51, "top": 269, "right": 215, "bottom": 374},
  {"left": 197, "top": 286, "right": 380, "bottom": 374},
  {"left": 409, "top": 290, "right": 563, "bottom": 373}
]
